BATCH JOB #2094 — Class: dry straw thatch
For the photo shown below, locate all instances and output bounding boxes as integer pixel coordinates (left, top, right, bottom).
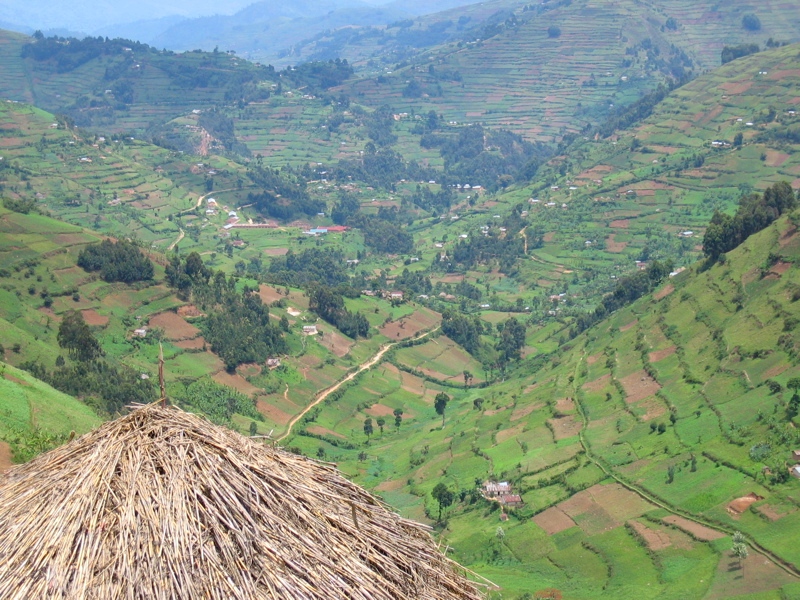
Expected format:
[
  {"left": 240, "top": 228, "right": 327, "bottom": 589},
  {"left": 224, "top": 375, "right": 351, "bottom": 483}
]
[{"left": 0, "top": 404, "right": 484, "bottom": 599}]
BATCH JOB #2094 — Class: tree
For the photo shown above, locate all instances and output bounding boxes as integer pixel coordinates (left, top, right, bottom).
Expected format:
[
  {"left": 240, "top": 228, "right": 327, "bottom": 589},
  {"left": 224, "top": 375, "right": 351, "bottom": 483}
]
[
  {"left": 463, "top": 370, "right": 473, "bottom": 388},
  {"left": 431, "top": 482, "right": 454, "bottom": 522},
  {"left": 732, "top": 541, "right": 749, "bottom": 571},
  {"left": 547, "top": 25, "right": 561, "bottom": 38},
  {"left": 434, "top": 392, "right": 450, "bottom": 426},
  {"left": 376, "top": 417, "right": 386, "bottom": 435},
  {"left": 393, "top": 408, "right": 403, "bottom": 430},
  {"left": 363, "top": 417, "right": 373, "bottom": 440},
  {"left": 57, "top": 310, "right": 103, "bottom": 361},
  {"left": 249, "top": 421, "right": 257, "bottom": 436},
  {"left": 742, "top": 13, "right": 761, "bottom": 31}
]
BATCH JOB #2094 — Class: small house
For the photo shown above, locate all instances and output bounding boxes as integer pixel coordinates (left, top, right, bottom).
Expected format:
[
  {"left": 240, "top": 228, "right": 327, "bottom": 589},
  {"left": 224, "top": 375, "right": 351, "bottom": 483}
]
[
  {"left": 303, "top": 325, "right": 318, "bottom": 336},
  {"left": 266, "top": 358, "right": 281, "bottom": 370},
  {"left": 500, "top": 494, "right": 523, "bottom": 507},
  {"left": 792, "top": 450, "right": 800, "bottom": 461},
  {"left": 389, "top": 291, "right": 404, "bottom": 301},
  {"left": 133, "top": 328, "right": 147, "bottom": 338},
  {"left": 482, "top": 481, "right": 511, "bottom": 497},
  {"left": 792, "top": 465, "right": 800, "bottom": 479}
]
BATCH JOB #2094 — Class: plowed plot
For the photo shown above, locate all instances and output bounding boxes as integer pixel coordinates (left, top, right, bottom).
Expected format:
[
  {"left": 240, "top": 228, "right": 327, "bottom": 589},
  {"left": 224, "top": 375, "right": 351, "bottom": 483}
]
[
  {"left": 619, "top": 319, "right": 637, "bottom": 332},
  {"left": 375, "top": 478, "right": 406, "bottom": 492},
  {"left": 258, "top": 284, "right": 309, "bottom": 309},
  {"left": 610, "top": 219, "right": 630, "bottom": 229},
  {"left": 705, "top": 547, "right": 794, "bottom": 600},
  {"left": 548, "top": 415, "right": 581, "bottom": 440},
  {"left": 256, "top": 399, "right": 291, "bottom": 425},
  {"left": 306, "top": 425, "right": 345, "bottom": 439},
  {"left": 81, "top": 309, "right": 108, "bottom": 326},
  {"left": 316, "top": 329, "right": 354, "bottom": 357},
  {"left": 583, "top": 373, "right": 611, "bottom": 393},
  {"left": 365, "top": 403, "right": 416, "bottom": 419},
  {"left": 765, "top": 150, "right": 791, "bottom": 168},
  {"left": 177, "top": 305, "right": 203, "bottom": 317},
  {"left": 379, "top": 309, "right": 439, "bottom": 340},
  {"left": 212, "top": 371, "right": 260, "bottom": 396},
  {"left": 587, "top": 352, "right": 602, "bottom": 365},
  {"left": 496, "top": 423, "right": 525, "bottom": 444},
  {"left": 629, "top": 520, "right": 672, "bottom": 551},
  {"left": 649, "top": 346, "right": 676, "bottom": 363},
  {"left": 175, "top": 337, "right": 206, "bottom": 350},
  {"left": 263, "top": 247, "right": 289, "bottom": 256},
  {"left": 620, "top": 370, "right": 661, "bottom": 403},
  {"left": 533, "top": 507, "right": 576, "bottom": 535},
  {"left": 662, "top": 515, "right": 724, "bottom": 541},
  {"left": 606, "top": 234, "right": 627, "bottom": 253},
  {"left": 511, "top": 402, "right": 542, "bottom": 422},
  {"left": 756, "top": 503, "right": 790, "bottom": 522},
  {"left": 150, "top": 311, "right": 200, "bottom": 340},
  {"left": 635, "top": 397, "right": 667, "bottom": 421},
  {"left": 0, "top": 441, "right": 12, "bottom": 473},
  {"left": 727, "top": 493, "right": 763, "bottom": 515},
  {"left": 554, "top": 483, "right": 653, "bottom": 536},
  {"left": 654, "top": 284, "right": 674, "bottom": 300},
  {"left": 555, "top": 397, "right": 575, "bottom": 413}
]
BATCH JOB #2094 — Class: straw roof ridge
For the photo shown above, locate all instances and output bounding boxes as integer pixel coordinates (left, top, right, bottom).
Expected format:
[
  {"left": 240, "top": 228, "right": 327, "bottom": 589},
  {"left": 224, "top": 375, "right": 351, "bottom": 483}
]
[{"left": 0, "top": 403, "right": 483, "bottom": 599}]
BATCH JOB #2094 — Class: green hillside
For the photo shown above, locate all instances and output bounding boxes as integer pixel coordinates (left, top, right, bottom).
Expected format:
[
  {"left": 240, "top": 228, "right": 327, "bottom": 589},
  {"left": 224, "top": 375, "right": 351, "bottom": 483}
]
[
  {"left": 336, "top": 0, "right": 800, "bottom": 142},
  {"left": 279, "top": 208, "right": 800, "bottom": 598},
  {"left": 0, "top": 361, "right": 101, "bottom": 466}
]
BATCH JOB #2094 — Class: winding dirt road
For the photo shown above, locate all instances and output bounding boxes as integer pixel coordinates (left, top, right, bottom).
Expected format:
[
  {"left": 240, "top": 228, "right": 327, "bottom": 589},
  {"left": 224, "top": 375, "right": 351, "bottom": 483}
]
[{"left": 276, "top": 327, "right": 439, "bottom": 442}]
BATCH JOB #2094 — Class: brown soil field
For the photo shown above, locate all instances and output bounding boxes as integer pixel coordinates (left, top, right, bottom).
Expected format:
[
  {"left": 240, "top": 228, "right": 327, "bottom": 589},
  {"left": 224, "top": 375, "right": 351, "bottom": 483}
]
[
  {"left": 375, "top": 478, "right": 406, "bottom": 492},
  {"left": 635, "top": 397, "right": 667, "bottom": 421},
  {"left": 316, "top": 329, "right": 354, "bottom": 357},
  {"left": 586, "top": 352, "right": 602, "bottom": 365},
  {"left": 543, "top": 232, "right": 555, "bottom": 243},
  {"left": 379, "top": 309, "right": 440, "bottom": 340},
  {"left": 654, "top": 284, "right": 674, "bottom": 300},
  {"left": 0, "top": 441, "right": 13, "bottom": 474},
  {"left": 256, "top": 399, "right": 292, "bottom": 426},
  {"left": 755, "top": 503, "right": 789, "bottom": 522},
  {"left": 496, "top": 423, "right": 525, "bottom": 445},
  {"left": 765, "top": 150, "right": 791, "bottom": 168},
  {"left": 662, "top": 515, "right": 724, "bottom": 541},
  {"left": 510, "top": 402, "right": 543, "bottom": 422},
  {"left": 4, "top": 373, "right": 29, "bottom": 386},
  {"left": 619, "top": 319, "right": 638, "bottom": 332},
  {"left": 629, "top": 520, "right": 672, "bottom": 551},
  {"left": 764, "top": 364, "right": 789, "bottom": 379},
  {"left": 605, "top": 234, "right": 627, "bottom": 253},
  {"left": 177, "top": 305, "right": 203, "bottom": 317},
  {"left": 555, "top": 397, "right": 575, "bottom": 413},
  {"left": 649, "top": 346, "right": 676, "bottom": 363},
  {"left": 727, "top": 493, "right": 764, "bottom": 515},
  {"left": 174, "top": 337, "right": 206, "bottom": 350},
  {"left": 583, "top": 373, "right": 611, "bottom": 393},
  {"left": 719, "top": 80, "right": 753, "bottom": 95},
  {"left": 81, "top": 309, "right": 108, "bottom": 326},
  {"left": 705, "top": 548, "right": 795, "bottom": 600},
  {"left": 263, "top": 247, "right": 289, "bottom": 256},
  {"left": 771, "top": 261, "right": 791, "bottom": 275},
  {"left": 620, "top": 370, "right": 661, "bottom": 404},
  {"left": 150, "top": 311, "right": 200, "bottom": 340},
  {"left": 237, "top": 363, "right": 262, "bottom": 379},
  {"left": 365, "top": 403, "right": 397, "bottom": 418},
  {"left": 212, "top": 371, "right": 260, "bottom": 397},
  {"left": 779, "top": 225, "right": 798, "bottom": 248},
  {"left": 258, "top": 284, "right": 309, "bottom": 309},
  {"left": 533, "top": 507, "right": 576, "bottom": 535},
  {"left": 610, "top": 219, "right": 630, "bottom": 229},
  {"left": 548, "top": 415, "right": 581, "bottom": 440},
  {"left": 433, "top": 274, "right": 466, "bottom": 284},
  {"left": 306, "top": 425, "right": 345, "bottom": 439}
]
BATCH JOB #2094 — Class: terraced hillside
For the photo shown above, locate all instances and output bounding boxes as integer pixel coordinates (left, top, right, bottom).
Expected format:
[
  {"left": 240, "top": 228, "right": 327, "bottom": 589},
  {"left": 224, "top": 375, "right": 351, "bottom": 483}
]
[
  {"left": 281, "top": 206, "right": 800, "bottom": 598},
  {"left": 338, "top": 0, "right": 800, "bottom": 142}
]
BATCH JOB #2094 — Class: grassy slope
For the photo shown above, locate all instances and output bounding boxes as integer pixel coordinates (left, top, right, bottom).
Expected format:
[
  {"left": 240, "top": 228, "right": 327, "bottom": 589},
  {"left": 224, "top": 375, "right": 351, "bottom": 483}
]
[{"left": 0, "top": 361, "right": 101, "bottom": 463}]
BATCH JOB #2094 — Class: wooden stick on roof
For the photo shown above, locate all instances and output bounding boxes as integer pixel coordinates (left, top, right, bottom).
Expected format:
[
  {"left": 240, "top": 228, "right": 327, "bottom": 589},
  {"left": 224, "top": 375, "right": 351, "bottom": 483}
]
[{"left": 158, "top": 343, "right": 166, "bottom": 406}]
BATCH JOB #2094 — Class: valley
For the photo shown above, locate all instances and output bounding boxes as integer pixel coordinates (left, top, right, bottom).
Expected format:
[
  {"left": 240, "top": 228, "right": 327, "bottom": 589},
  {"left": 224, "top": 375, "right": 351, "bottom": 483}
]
[{"left": 2, "top": 1, "right": 800, "bottom": 597}]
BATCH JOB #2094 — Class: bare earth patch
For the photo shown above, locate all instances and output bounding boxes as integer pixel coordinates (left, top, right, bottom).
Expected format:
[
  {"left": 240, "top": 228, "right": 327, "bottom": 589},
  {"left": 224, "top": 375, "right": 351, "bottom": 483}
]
[
  {"left": 149, "top": 311, "right": 200, "bottom": 340},
  {"left": 533, "top": 507, "right": 576, "bottom": 535},
  {"left": 375, "top": 478, "right": 406, "bottom": 492},
  {"left": 649, "top": 346, "right": 676, "bottom": 363},
  {"left": 583, "top": 373, "right": 611, "bottom": 393},
  {"left": 765, "top": 150, "right": 791, "bottom": 168},
  {"left": 605, "top": 234, "right": 627, "bottom": 253},
  {"left": 316, "top": 329, "right": 354, "bottom": 357},
  {"left": 81, "top": 309, "right": 108, "bottom": 326},
  {"left": 634, "top": 397, "right": 667, "bottom": 421},
  {"left": 510, "top": 402, "right": 542, "bottom": 422},
  {"left": 629, "top": 520, "right": 672, "bottom": 551},
  {"left": 755, "top": 503, "right": 787, "bottom": 522},
  {"left": 366, "top": 403, "right": 399, "bottom": 418},
  {"left": 654, "top": 284, "right": 674, "bottom": 300},
  {"left": 212, "top": 371, "right": 260, "bottom": 397},
  {"left": 662, "top": 515, "right": 724, "bottom": 541},
  {"left": 610, "top": 219, "right": 630, "bottom": 229},
  {"left": 496, "top": 423, "right": 525, "bottom": 444},
  {"left": 548, "top": 415, "right": 581, "bottom": 440},
  {"left": 555, "top": 397, "right": 575, "bottom": 413},
  {"left": 727, "top": 493, "right": 764, "bottom": 516},
  {"left": 177, "top": 305, "right": 204, "bottom": 317},
  {"left": 256, "top": 399, "right": 291, "bottom": 426},
  {"left": 771, "top": 261, "right": 791, "bottom": 275},
  {"left": 263, "top": 247, "right": 289, "bottom": 256},
  {"left": 587, "top": 352, "right": 602, "bottom": 365},
  {"left": 306, "top": 425, "right": 345, "bottom": 439},
  {"left": 619, "top": 319, "right": 638, "bottom": 332},
  {"left": 619, "top": 370, "right": 661, "bottom": 404},
  {"left": 175, "top": 337, "right": 206, "bottom": 350}
]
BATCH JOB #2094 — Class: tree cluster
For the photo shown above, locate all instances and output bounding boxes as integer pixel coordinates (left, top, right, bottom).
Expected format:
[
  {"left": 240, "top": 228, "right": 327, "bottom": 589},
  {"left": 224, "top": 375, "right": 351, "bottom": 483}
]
[
  {"left": 703, "top": 182, "right": 797, "bottom": 261},
  {"left": 266, "top": 248, "right": 350, "bottom": 288},
  {"left": 77, "top": 239, "right": 154, "bottom": 283},
  {"left": 308, "top": 286, "right": 370, "bottom": 339}
]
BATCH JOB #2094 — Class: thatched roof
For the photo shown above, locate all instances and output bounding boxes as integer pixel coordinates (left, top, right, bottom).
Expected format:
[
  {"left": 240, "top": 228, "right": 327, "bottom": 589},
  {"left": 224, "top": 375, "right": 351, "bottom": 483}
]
[{"left": 0, "top": 404, "right": 483, "bottom": 599}]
